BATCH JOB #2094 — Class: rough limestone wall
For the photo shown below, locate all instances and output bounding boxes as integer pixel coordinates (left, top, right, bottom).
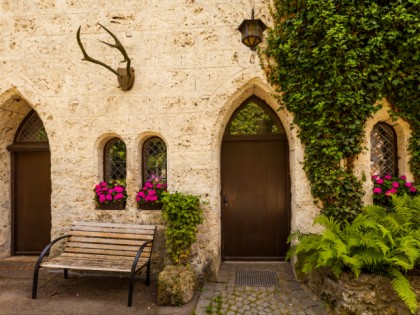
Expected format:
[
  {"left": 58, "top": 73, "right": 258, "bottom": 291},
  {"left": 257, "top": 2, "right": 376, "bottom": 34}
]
[{"left": 0, "top": 0, "right": 319, "bottom": 275}]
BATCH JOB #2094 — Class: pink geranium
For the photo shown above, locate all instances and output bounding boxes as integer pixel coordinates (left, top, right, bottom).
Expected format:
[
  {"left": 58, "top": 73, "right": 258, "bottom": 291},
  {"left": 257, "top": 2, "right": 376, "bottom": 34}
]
[
  {"left": 372, "top": 175, "right": 419, "bottom": 207},
  {"left": 94, "top": 180, "right": 127, "bottom": 205},
  {"left": 136, "top": 175, "right": 166, "bottom": 207}
]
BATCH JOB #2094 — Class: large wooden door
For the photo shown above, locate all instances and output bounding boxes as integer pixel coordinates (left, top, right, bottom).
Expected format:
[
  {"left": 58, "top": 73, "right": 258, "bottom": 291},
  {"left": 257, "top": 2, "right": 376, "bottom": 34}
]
[
  {"left": 221, "top": 136, "right": 289, "bottom": 260},
  {"left": 13, "top": 150, "right": 51, "bottom": 255}
]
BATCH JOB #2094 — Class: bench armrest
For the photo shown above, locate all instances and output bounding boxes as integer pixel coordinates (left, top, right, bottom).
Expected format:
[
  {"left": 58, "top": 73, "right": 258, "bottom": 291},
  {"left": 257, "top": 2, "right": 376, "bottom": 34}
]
[
  {"left": 130, "top": 239, "right": 154, "bottom": 275},
  {"left": 34, "top": 234, "right": 71, "bottom": 271}
]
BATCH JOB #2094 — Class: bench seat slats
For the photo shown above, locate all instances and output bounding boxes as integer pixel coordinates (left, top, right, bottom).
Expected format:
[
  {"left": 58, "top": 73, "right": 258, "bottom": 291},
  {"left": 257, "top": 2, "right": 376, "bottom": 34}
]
[
  {"left": 63, "top": 246, "right": 152, "bottom": 258},
  {"left": 60, "top": 252, "right": 139, "bottom": 261},
  {"left": 68, "top": 236, "right": 149, "bottom": 246},
  {"left": 73, "top": 221, "right": 156, "bottom": 230},
  {"left": 40, "top": 258, "right": 148, "bottom": 273},
  {"left": 64, "top": 241, "right": 152, "bottom": 253},
  {"left": 69, "top": 230, "right": 154, "bottom": 240},
  {"left": 71, "top": 225, "right": 155, "bottom": 235}
]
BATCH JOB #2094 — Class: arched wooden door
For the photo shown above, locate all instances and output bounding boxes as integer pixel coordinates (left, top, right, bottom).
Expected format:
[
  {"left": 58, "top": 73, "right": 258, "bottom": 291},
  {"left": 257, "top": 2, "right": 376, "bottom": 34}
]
[
  {"left": 221, "top": 97, "right": 290, "bottom": 260},
  {"left": 8, "top": 111, "right": 51, "bottom": 255}
]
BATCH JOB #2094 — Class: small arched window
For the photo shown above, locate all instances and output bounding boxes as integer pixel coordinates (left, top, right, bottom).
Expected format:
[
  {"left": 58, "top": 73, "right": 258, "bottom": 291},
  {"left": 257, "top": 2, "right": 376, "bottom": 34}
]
[
  {"left": 104, "top": 138, "right": 126, "bottom": 183},
  {"left": 142, "top": 137, "right": 167, "bottom": 184},
  {"left": 371, "top": 122, "right": 398, "bottom": 176},
  {"left": 15, "top": 111, "right": 48, "bottom": 143},
  {"left": 225, "top": 98, "right": 285, "bottom": 136}
]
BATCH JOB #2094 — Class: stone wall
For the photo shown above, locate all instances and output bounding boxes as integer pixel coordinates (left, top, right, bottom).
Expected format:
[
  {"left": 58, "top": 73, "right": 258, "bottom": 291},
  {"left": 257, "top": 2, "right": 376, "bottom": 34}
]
[
  {"left": 0, "top": 0, "right": 414, "bottom": 279},
  {"left": 301, "top": 269, "right": 420, "bottom": 315}
]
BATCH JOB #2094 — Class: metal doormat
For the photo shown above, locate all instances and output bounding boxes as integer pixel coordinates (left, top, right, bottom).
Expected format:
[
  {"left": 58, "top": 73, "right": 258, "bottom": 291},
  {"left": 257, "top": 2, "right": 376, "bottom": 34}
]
[{"left": 235, "top": 270, "right": 278, "bottom": 287}]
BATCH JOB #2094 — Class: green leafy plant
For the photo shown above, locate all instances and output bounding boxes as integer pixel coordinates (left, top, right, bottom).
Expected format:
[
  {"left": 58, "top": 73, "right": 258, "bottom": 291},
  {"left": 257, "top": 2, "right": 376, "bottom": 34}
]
[
  {"left": 263, "top": 0, "right": 420, "bottom": 221},
  {"left": 161, "top": 192, "right": 203, "bottom": 265},
  {"left": 288, "top": 195, "right": 420, "bottom": 313}
]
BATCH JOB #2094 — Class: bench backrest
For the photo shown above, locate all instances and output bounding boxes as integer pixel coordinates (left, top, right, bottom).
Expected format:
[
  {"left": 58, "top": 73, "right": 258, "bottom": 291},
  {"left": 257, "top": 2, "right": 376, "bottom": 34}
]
[{"left": 63, "top": 221, "right": 156, "bottom": 261}]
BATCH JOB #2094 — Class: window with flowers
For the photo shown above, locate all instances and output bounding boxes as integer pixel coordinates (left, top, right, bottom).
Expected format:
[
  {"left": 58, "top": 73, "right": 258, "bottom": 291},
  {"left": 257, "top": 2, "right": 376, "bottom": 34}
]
[
  {"left": 137, "top": 137, "right": 167, "bottom": 209},
  {"left": 94, "top": 138, "right": 127, "bottom": 209}
]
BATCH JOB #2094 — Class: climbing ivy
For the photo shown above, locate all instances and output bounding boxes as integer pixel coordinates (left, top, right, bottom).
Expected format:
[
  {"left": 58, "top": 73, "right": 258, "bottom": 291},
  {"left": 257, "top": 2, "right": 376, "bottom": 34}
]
[{"left": 263, "top": 0, "right": 420, "bottom": 221}]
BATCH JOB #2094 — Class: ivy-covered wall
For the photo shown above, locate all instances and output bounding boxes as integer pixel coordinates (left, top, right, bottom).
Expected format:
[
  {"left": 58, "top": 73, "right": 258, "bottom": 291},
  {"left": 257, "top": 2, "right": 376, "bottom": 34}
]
[{"left": 264, "top": 0, "right": 420, "bottom": 221}]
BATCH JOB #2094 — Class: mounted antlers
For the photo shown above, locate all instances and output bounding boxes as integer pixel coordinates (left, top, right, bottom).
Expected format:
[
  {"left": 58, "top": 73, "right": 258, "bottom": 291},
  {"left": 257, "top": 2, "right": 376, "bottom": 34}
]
[{"left": 76, "top": 23, "right": 135, "bottom": 91}]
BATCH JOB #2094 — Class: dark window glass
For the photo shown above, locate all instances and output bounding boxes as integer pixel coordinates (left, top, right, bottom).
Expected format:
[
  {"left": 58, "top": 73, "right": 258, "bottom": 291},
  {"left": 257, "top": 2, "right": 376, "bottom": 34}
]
[
  {"left": 104, "top": 138, "right": 126, "bottom": 183},
  {"left": 371, "top": 123, "right": 398, "bottom": 176},
  {"left": 16, "top": 112, "right": 48, "bottom": 143},
  {"left": 142, "top": 137, "right": 167, "bottom": 184}
]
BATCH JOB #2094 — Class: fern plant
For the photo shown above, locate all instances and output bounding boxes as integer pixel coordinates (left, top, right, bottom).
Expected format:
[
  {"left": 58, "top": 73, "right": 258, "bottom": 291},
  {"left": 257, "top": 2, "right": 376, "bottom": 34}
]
[{"left": 289, "top": 194, "right": 420, "bottom": 313}]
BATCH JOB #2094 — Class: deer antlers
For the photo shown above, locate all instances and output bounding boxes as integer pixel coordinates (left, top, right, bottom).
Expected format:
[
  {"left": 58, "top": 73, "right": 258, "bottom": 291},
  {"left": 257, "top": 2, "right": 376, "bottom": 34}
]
[{"left": 76, "top": 23, "right": 135, "bottom": 91}]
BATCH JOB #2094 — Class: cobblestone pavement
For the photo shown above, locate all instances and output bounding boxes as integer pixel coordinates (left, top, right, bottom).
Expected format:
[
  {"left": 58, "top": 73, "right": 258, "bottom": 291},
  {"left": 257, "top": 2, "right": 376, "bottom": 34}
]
[{"left": 195, "top": 262, "right": 329, "bottom": 315}]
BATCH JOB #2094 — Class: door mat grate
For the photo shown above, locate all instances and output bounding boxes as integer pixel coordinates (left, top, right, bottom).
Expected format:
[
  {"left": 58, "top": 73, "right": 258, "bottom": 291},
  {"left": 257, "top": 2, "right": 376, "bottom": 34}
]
[{"left": 235, "top": 270, "right": 278, "bottom": 287}]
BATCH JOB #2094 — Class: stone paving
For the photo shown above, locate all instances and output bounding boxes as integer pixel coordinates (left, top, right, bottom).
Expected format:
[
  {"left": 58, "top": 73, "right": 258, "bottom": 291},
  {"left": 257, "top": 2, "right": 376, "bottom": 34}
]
[{"left": 195, "top": 262, "right": 329, "bottom": 315}]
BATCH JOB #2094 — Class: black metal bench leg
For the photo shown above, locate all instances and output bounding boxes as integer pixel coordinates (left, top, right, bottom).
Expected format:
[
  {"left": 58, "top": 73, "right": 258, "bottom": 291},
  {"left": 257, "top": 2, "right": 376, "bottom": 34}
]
[
  {"left": 146, "top": 260, "right": 151, "bottom": 286},
  {"left": 32, "top": 266, "right": 40, "bottom": 299},
  {"left": 128, "top": 273, "right": 135, "bottom": 307},
  {"left": 64, "top": 268, "right": 68, "bottom": 279}
]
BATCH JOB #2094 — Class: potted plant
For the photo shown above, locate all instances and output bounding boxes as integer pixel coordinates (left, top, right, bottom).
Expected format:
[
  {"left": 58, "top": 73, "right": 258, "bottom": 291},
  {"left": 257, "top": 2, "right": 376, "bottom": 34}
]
[
  {"left": 157, "top": 192, "right": 203, "bottom": 306},
  {"left": 136, "top": 175, "right": 167, "bottom": 210},
  {"left": 94, "top": 180, "right": 127, "bottom": 210}
]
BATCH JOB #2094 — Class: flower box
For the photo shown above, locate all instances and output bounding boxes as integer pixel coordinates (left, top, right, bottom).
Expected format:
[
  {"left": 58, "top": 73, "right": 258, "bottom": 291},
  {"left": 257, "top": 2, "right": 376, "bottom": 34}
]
[
  {"left": 139, "top": 202, "right": 162, "bottom": 210},
  {"left": 97, "top": 201, "right": 126, "bottom": 210}
]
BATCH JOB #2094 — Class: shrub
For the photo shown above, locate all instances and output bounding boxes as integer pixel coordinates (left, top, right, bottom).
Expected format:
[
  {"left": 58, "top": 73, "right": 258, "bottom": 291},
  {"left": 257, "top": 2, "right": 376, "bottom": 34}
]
[
  {"left": 161, "top": 192, "right": 203, "bottom": 265},
  {"left": 288, "top": 195, "right": 420, "bottom": 313}
]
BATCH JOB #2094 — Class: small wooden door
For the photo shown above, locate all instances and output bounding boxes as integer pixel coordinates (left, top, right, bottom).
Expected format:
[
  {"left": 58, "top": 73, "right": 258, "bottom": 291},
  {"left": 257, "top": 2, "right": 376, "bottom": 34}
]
[
  {"left": 9, "top": 111, "right": 51, "bottom": 255},
  {"left": 13, "top": 150, "right": 51, "bottom": 254},
  {"left": 221, "top": 97, "right": 290, "bottom": 260}
]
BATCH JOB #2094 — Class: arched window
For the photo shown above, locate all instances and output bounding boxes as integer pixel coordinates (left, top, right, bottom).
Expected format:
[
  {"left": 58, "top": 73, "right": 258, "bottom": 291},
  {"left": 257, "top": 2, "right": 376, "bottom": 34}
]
[
  {"left": 225, "top": 98, "right": 285, "bottom": 136},
  {"left": 15, "top": 111, "right": 48, "bottom": 143},
  {"left": 104, "top": 138, "right": 126, "bottom": 183},
  {"left": 142, "top": 137, "right": 167, "bottom": 184},
  {"left": 371, "top": 122, "right": 398, "bottom": 176}
]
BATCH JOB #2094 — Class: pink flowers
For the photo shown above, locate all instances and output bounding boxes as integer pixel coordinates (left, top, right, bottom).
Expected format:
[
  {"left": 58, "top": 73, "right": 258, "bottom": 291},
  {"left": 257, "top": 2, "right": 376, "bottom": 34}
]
[
  {"left": 372, "top": 174, "right": 418, "bottom": 207},
  {"left": 373, "top": 187, "right": 382, "bottom": 194},
  {"left": 94, "top": 181, "right": 127, "bottom": 205},
  {"left": 136, "top": 175, "right": 166, "bottom": 206}
]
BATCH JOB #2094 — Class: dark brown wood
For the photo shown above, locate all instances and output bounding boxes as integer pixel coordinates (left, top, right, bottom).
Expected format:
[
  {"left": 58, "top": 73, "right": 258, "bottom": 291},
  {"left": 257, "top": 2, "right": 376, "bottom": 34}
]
[
  {"left": 221, "top": 137, "right": 290, "bottom": 260},
  {"left": 13, "top": 150, "right": 51, "bottom": 255},
  {"left": 97, "top": 201, "right": 126, "bottom": 210}
]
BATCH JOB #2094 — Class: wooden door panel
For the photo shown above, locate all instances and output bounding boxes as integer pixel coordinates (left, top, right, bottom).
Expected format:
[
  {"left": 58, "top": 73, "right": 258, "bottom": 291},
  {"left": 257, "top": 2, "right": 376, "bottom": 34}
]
[
  {"left": 221, "top": 138, "right": 289, "bottom": 260},
  {"left": 14, "top": 151, "right": 51, "bottom": 255}
]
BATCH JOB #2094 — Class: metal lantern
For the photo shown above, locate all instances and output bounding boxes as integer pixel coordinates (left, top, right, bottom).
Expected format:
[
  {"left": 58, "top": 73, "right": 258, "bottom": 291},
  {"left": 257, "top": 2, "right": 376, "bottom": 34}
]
[{"left": 238, "top": 9, "right": 267, "bottom": 49}]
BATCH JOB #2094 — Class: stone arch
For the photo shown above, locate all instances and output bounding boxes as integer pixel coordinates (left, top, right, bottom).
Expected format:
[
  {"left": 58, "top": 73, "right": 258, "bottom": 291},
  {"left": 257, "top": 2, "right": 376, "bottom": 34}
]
[
  {"left": 0, "top": 86, "right": 51, "bottom": 258},
  {"left": 354, "top": 100, "right": 413, "bottom": 205}
]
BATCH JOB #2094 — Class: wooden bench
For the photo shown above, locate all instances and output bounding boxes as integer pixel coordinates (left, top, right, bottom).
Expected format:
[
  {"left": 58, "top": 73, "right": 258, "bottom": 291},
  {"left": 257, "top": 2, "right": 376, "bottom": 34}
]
[{"left": 32, "top": 221, "right": 156, "bottom": 307}]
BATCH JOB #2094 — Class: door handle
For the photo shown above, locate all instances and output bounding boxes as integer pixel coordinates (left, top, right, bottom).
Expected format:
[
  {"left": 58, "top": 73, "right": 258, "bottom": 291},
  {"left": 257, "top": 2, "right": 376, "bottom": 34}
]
[{"left": 223, "top": 195, "right": 228, "bottom": 207}]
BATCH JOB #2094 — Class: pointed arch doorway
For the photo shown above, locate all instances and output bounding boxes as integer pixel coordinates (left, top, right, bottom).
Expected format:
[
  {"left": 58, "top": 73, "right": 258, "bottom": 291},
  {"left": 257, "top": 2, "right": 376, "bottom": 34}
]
[
  {"left": 8, "top": 111, "right": 51, "bottom": 255},
  {"left": 221, "top": 96, "right": 290, "bottom": 261}
]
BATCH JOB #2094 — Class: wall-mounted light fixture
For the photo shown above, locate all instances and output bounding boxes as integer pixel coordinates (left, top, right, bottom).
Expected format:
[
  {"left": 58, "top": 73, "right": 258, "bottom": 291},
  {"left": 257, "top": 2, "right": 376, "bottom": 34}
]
[{"left": 238, "top": 9, "right": 267, "bottom": 50}]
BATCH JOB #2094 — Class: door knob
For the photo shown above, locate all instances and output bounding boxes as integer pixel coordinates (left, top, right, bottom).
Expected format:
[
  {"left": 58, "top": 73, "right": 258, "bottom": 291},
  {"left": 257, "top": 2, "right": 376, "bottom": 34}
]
[{"left": 223, "top": 196, "right": 228, "bottom": 207}]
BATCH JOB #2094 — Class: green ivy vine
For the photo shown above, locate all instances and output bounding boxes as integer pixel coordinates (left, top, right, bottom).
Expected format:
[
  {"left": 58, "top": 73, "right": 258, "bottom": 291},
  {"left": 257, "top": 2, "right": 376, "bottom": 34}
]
[{"left": 263, "top": 0, "right": 420, "bottom": 221}]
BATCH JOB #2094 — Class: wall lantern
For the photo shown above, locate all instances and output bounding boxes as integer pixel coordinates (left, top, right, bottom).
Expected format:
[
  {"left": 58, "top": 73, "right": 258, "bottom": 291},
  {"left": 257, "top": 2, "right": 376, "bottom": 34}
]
[{"left": 238, "top": 9, "right": 267, "bottom": 49}]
